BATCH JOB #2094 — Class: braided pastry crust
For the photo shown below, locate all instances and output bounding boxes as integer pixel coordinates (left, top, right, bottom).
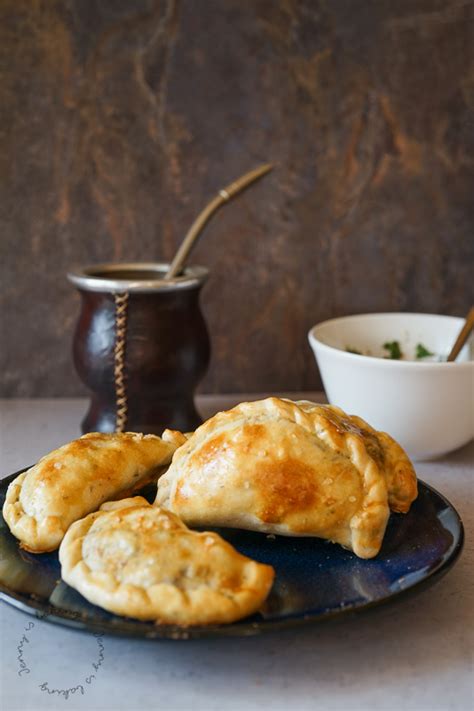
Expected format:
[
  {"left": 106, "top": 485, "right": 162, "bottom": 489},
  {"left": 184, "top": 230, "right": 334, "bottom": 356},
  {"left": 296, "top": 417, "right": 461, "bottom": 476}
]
[
  {"left": 156, "top": 398, "right": 417, "bottom": 559},
  {"left": 59, "top": 497, "right": 274, "bottom": 625}
]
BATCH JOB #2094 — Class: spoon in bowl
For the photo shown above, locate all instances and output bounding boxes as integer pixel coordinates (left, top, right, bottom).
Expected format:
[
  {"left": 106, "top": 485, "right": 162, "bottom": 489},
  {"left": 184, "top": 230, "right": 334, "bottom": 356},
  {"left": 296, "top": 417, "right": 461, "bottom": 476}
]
[{"left": 446, "top": 306, "right": 474, "bottom": 362}]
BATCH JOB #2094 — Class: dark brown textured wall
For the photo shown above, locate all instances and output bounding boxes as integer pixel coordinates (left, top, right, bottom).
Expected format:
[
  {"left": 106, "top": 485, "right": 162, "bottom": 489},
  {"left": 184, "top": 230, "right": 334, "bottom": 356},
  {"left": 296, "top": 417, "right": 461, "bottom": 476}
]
[{"left": 1, "top": 0, "right": 473, "bottom": 396}]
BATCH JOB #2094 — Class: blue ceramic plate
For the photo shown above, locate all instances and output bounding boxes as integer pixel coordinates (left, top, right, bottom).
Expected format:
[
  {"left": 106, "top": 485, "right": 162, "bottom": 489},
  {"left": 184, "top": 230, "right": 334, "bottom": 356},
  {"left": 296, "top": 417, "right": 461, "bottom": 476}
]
[{"left": 0, "top": 469, "right": 463, "bottom": 639}]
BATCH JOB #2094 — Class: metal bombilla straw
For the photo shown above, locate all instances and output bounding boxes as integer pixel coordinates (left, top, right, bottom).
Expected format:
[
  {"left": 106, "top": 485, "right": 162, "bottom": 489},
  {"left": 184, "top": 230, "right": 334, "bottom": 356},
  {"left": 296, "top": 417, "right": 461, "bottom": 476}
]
[
  {"left": 165, "top": 163, "right": 274, "bottom": 280},
  {"left": 110, "top": 162, "right": 273, "bottom": 431}
]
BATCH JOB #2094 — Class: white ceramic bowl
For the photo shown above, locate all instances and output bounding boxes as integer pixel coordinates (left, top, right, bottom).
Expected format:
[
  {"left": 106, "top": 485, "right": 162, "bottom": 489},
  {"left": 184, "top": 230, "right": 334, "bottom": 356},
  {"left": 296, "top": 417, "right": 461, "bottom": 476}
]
[{"left": 308, "top": 313, "right": 474, "bottom": 460}]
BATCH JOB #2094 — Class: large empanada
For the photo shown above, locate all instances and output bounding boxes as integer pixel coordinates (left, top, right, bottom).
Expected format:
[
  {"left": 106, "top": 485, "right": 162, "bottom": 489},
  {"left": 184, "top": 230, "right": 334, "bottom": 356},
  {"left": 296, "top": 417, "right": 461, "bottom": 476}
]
[
  {"left": 59, "top": 497, "right": 274, "bottom": 625},
  {"left": 3, "top": 431, "right": 181, "bottom": 553},
  {"left": 156, "top": 398, "right": 417, "bottom": 559}
]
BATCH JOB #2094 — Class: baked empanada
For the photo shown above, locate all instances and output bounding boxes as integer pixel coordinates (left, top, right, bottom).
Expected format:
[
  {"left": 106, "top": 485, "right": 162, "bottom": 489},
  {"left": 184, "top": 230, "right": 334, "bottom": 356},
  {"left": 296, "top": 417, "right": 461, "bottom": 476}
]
[
  {"left": 59, "top": 497, "right": 274, "bottom": 625},
  {"left": 156, "top": 398, "right": 417, "bottom": 559},
  {"left": 3, "top": 431, "right": 181, "bottom": 553}
]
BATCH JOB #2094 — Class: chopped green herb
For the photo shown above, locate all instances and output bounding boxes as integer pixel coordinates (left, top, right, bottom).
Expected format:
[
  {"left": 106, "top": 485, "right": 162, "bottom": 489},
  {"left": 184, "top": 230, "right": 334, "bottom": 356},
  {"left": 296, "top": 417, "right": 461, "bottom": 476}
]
[
  {"left": 383, "top": 340, "right": 403, "bottom": 360},
  {"left": 415, "top": 343, "right": 434, "bottom": 359},
  {"left": 346, "top": 346, "right": 363, "bottom": 355}
]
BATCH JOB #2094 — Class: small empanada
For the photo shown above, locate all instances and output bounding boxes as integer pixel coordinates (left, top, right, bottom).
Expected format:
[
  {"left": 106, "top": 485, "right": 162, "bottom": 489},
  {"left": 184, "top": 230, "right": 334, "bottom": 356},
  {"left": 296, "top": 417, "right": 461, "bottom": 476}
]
[
  {"left": 156, "top": 398, "right": 418, "bottom": 559},
  {"left": 59, "top": 497, "right": 275, "bottom": 625},
  {"left": 3, "top": 431, "right": 181, "bottom": 553}
]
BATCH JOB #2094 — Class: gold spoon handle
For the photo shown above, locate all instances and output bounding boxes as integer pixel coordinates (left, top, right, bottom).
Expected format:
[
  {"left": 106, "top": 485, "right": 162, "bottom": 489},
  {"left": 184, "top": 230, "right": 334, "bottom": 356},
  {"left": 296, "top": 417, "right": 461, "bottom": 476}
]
[
  {"left": 164, "top": 163, "right": 273, "bottom": 280},
  {"left": 447, "top": 306, "right": 474, "bottom": 362}
]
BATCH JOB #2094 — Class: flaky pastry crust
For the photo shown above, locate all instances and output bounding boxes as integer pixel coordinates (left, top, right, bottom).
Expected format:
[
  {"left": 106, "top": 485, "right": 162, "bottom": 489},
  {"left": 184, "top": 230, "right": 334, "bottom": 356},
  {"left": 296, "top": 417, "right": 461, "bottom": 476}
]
[
  {"left": 59, "top": 497, "right": 274, "bottom": 625},
  {"left": 3, "top": 431, "right": 181, "bottom": 553},
  {"left": 156, "top": 398, "right": 417, "bottom": 559}
]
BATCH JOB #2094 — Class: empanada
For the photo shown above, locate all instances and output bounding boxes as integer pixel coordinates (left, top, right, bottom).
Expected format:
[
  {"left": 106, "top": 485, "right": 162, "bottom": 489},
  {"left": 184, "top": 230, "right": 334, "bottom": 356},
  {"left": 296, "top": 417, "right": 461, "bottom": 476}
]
[
  {"left": 156, "top": 398, "right": 418, "bottom": 559},
  {"left": 59, "top": 497, "right": 275, "bottom": 625},
  {"left": 3, "top": 431, "right": 181, "bottom": 553}
]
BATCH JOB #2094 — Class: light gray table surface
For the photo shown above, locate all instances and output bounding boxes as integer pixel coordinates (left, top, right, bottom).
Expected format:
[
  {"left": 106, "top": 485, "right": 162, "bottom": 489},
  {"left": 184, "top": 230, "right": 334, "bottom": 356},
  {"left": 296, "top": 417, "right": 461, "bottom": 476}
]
[{"left": 0, "top": 396, "right": 472, "bottom": 711}]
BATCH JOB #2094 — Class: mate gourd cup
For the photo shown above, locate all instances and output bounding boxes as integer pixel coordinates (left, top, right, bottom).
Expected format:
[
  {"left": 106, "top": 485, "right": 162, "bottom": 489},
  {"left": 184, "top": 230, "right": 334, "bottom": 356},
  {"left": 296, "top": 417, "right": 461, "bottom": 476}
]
[{"left": 68, "top": 263, "right": 210, "bottom": 435}]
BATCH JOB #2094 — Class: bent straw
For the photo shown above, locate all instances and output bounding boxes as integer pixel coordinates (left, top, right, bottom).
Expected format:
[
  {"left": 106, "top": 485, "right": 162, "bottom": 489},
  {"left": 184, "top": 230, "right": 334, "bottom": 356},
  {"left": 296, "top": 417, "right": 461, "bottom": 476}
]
[{"left": 164, "top": 163, "right": 273, "bottom": 280}]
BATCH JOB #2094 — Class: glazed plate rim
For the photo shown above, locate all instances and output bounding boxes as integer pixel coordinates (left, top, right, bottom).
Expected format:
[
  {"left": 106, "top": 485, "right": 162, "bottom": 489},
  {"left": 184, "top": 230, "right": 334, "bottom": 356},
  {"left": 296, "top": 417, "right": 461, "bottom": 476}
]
[{"left": 0, "top": 470, "right": 464, "bottom": 640}]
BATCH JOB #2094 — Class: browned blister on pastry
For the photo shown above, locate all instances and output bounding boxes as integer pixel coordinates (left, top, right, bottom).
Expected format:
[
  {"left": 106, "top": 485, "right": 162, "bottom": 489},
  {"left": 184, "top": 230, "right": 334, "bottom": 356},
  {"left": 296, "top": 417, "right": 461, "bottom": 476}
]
[
  {"left": 59, "top": 497, "right": 274, "bottom": 625},
  {"left": 3, "top": 431, "right": 182, "bottom": 553},
  {"left": 156, "top": 398, "right": 417, "bottom": 559}
]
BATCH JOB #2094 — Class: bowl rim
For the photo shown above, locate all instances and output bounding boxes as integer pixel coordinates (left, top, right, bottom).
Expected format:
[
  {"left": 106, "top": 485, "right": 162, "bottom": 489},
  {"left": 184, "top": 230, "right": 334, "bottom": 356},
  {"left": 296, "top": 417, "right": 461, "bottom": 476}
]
[{"left": 308, "top": 312, "right": 474, "bottom": 370}]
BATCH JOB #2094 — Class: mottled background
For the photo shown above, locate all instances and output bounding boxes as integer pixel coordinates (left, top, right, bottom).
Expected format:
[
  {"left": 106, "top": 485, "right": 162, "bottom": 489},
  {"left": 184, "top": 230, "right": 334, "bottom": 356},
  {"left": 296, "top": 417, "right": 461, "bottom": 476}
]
[{"left": 1, "top": 0, "right": 473, "bottom": 397}]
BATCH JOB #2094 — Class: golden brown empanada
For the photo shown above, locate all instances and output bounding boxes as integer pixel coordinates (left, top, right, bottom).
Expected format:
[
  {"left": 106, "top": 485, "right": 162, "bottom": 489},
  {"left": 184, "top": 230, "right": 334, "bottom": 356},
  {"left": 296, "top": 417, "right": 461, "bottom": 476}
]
[
  {"left": 59, "top": 497, "right": 274, "bottom": 625},
  {"left": 3, "top": 431, "right": 181, "bottom": 553},
  {"left": 156, "top": 398, "right": 418, "bottom": 559}
]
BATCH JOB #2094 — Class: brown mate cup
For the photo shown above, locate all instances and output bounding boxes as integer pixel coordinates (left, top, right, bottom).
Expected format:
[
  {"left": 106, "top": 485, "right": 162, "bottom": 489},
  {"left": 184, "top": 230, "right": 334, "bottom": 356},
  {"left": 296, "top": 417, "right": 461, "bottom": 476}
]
[{"left": 68, "top": 263, "right": 210, "bottom": 435}]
